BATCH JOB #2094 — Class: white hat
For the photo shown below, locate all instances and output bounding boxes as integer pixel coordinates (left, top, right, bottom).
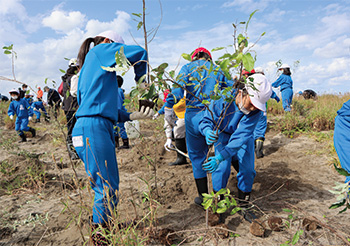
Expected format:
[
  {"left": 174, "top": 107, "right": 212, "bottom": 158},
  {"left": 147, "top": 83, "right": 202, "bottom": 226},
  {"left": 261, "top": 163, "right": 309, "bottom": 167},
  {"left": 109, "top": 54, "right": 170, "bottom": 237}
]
[
  {"left": 9, "top": 88, "right": 19, "bottom": 94},
  {"left": 69, "top": 58, "right": 78, "bottom": 67},
  {"left": 280, "top": 64, "right": 290, "bottom": 69},
  {"left": 97, "top": 30, "right": 125, "bottom": 44},
  {"left": 246, "top": 73, "right": 272, "bottom": 112},
  {"left": 255, "top": 67, "right": 264, "bottom": 74}
]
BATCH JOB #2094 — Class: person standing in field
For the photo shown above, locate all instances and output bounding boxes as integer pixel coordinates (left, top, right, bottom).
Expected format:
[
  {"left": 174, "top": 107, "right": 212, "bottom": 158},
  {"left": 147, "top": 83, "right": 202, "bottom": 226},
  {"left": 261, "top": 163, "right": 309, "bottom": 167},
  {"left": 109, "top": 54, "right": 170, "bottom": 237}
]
[
  {"left": 71, "top": 30, "right": 153, "bottom": 245},
  {"left": 163, "top": 47, "right": 232, "bottom": 206},
  {"left": 7, "top": 88, "right": 36, "bottom": 142},
  {"left": 44, "top": 86, "right": 62, "bottom": 118},
  {"left": 37, "top": 87, "right": 43, "bottom": 99},
  {"left": 334, "top": 99, "right": 350, "bottom": 184},
  {"left": 272, "top": 64, "right": 293, "bottom": 111}
]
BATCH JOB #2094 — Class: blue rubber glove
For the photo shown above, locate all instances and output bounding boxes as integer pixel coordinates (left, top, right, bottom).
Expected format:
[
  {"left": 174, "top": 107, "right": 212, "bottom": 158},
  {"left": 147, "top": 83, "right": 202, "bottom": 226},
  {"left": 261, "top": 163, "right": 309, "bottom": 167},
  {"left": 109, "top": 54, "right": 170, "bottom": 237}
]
[
  {"left": 203, "top": 154, "right": 224, "bottom": 173},
  {"left": 204, "top": 129, "right": 218, "bottom": 146}
]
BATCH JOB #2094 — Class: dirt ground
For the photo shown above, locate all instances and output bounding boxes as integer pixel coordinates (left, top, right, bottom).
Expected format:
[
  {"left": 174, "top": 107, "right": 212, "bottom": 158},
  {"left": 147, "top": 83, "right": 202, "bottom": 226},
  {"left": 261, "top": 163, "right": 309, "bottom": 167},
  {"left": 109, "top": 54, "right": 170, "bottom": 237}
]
[{"left": 0, "top": 115, "right": 349, "bottom": 246}]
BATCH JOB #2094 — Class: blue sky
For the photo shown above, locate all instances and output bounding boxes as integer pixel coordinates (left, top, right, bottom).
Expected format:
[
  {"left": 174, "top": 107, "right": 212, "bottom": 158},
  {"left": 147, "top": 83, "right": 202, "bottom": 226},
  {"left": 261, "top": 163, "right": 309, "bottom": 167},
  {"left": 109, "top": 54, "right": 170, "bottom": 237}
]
[{"left": 0, "top": 0, "right": 350, "bottom": 97}]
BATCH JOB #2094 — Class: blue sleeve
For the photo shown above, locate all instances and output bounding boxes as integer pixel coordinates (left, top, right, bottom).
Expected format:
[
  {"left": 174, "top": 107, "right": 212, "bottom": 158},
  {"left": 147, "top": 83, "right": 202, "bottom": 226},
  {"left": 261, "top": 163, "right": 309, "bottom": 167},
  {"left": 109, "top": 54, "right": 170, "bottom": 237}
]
[
  {"left": 158, "top": 104, "right": 166, "bottom": 114},
  {"left": 271, "top": 90, "right": 280, "bottom": 101},
  {"left": 118, "top": 108, "right": 131, "bottom": 123},
  {"left": 23, "top": 100, "right": 33, "bottom": 117},
  {"left": 41, "top": 104, "right": 47, "bottom": 113},
  {"left": 272, "top": 75, "right": 283, "bottom": 88},
  {"left": 198, "top": 100, "right": 222, "bottom": 136},
  {"left": 8, "top": 102, "right": 15, "bottom": 116},
  {"left": 164, "top": 87, "right": 184, "bottom": 108},
  {"left": 219, "top": 110, "right": 261, "bottom": 160}
]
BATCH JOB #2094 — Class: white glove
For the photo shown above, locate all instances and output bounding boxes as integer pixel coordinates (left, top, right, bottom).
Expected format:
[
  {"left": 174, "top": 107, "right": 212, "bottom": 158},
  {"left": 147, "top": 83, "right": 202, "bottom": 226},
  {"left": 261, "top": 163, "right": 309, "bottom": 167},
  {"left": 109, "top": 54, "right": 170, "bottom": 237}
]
[
  {"left": 164, "top": 107, "right": 176, "bottom": 127},
  {"left": 9, "top": 115, "right": 14, "bottom": 120},
  {"left": 152, "top": 112, "right": 160, "bottom": 120},
  {"left": 130, "top": 106, "right": 154, "bottom": 120},
  {"left": 29, "top": 116, "right": 33, "bottom": 121},
  {"left": 164, "top": 138, "right": 174, "bottom": 151}
]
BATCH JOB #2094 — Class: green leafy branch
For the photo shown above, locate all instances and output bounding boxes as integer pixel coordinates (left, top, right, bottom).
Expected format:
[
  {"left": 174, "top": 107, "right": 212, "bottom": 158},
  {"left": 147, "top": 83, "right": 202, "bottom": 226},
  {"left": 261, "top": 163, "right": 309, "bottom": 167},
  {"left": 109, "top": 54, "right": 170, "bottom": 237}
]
[{"left": 329, "top": 164, "right": 350, "bottom": 213}]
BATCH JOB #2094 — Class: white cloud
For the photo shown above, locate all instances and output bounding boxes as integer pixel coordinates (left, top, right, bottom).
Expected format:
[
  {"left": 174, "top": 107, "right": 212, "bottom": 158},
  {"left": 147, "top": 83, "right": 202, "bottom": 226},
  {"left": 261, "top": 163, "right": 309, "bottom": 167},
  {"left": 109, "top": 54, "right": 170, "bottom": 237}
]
[
  {"left": 84, "top": 11, "right": 130, "bottom": 40},
  {"left": 314, "top": 35, "right": 350, "bottom": 58},
  {"left": 42, "top": 10, "right": 86, "bottom": 33},
  {"left": 162, "top": 20, "right": 191, "bottom": 30}
]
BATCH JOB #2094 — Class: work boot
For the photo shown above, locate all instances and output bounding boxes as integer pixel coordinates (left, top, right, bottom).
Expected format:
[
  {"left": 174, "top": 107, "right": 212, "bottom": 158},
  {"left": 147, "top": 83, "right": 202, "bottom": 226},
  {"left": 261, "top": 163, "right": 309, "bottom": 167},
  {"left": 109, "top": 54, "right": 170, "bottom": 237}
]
[
  {"left": 169, "top": 138, "right": 188, "bottom": 166},
  {"left": 114, "top": 136, "right": 119, "bottom": 148},
  {"left": 35, "top": 118, "right": 40, "bottom": 123},
  {"left": 18, "top": 134, "right": 27, "bottom": 143},
  {"left": 118, "top": 138, "right": 130, "bottom": 150},
  {"left": 255, "top": 137, "right": 265, "bottom": 159},
  {"left": 194, "top": 177, "right": 208, "bottom": 208},
  {"left": 29, "top": 127, "right": 36, "bottom": 137},
  {"left": 237, "top": 189, "right": 257, "bottom": 223},
  {"left": 67, "top": 141, "right": 80, "bottom": 160}
]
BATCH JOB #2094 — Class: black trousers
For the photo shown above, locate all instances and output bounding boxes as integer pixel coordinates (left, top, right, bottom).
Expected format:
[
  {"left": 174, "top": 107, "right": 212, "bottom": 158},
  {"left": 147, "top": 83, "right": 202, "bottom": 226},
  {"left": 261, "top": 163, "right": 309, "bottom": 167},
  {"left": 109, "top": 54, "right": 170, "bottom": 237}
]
[{"left": 65, "top": 111, "right": 77, "bottom": 142}]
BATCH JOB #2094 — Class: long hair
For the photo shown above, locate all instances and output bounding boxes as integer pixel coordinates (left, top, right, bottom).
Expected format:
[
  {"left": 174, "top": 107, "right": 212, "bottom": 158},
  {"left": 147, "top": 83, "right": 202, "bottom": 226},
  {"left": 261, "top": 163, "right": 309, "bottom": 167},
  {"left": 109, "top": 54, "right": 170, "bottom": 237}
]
[
  {"left": 282, "top": 68, "right": 292, "bottom": 76},
  {"left": 77, "top": 36, "right": 105, "bottom": 69},
  {"left": 192, "top": 52, "right": 212, "bottom": 61}
]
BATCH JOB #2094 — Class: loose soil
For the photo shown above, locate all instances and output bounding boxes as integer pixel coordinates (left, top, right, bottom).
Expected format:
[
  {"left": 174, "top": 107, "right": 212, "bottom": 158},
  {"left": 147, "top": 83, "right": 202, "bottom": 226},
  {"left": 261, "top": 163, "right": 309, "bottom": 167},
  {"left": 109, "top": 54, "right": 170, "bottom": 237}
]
[{"left": 0, "top": 115, "right": 349, "bottom": 245}]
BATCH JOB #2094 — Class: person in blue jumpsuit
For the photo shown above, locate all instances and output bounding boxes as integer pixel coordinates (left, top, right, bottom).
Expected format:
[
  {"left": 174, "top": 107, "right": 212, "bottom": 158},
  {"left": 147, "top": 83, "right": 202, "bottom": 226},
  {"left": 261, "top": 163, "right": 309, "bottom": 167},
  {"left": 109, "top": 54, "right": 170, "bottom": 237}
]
[
  {"left": 24, "top": 93, "right": 34, "bottom": 105},
  {"left": 252, "top": 67, "right": 280, "bottom": 158},
  {"left": 32, "top": 97, "right": 50, "bottom": 123},
  {"left": 71, "top": 31, "right": 153, "bottom": 237},
  {"left": 8, "top": 89, "right": 36, "bottom": 142},
  {"left": 199, "top": 73, "right": 272, "bottom": 220},
  {"left": 334, "top": 99, "right": 350, "bottom": 184},
  {"left": 114, "top": 75, "right": 130, "bottom": 149},
  {"left": 272, "top": 64, "right": 293, "bottom": 111},
  {"left": 163, "top": 47, "right": 232, "bottom": 206}
]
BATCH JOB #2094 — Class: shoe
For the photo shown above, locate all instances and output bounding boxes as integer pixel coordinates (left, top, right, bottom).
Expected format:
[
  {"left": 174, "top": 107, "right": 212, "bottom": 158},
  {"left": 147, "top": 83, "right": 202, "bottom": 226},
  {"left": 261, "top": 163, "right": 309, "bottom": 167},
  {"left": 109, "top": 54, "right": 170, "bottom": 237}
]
[
  {"left": 35, "top": 118, "right": 40, "bottom": 123},
  {"left": 67, "top": 141, "right": 80, "bottom": 160},
  {"left": 237, "top": 189, "right": 257, "bottom": 223},
  {"left": 18, "top": 134, "right": 27, "bottom": 143},
  {"left": 169, "top": 138, "right": 188, "bottom": 166},
  {"left": 29, "top": 127, "right": 36, "bottom": 137},
  {"left": 194, "top": 177, "right": 208, "bottom": 208},
  {"left": 44, "top": 115, "right": 50, "bottom": 122},
  {"left": 255, "top": 137, "right": 264, "bottom": 159},
  {"left": 118, "top": 138, "right": 130, "bottom": 150}
]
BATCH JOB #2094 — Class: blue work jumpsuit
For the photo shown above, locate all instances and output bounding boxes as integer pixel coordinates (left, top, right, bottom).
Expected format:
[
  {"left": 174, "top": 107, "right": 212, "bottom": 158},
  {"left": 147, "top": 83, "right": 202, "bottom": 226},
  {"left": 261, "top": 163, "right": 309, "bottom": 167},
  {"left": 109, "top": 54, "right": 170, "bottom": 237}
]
[
  {"left": 334, "top": 99, "right": 350, "bottom": 183},
  {"left": 32, "top": 101, "right": 48, "bottom": 119},
  {"left": 72, "top": 42, "right": 147, "bottom": 224},
  {"left": 253, "top": 91, "right": 280, "bottom": 140},
  {"left": 272, "top": 74, "right": 293, "bottom": 111},
  {"left": 164, "top": 59, "right": 231, "bottom": 181},
  {"left": 199, "top": 96, "right": 261, "bottom": 192},
  {"left": 8, "top": 98, "right": 33, "bottom": 136}
]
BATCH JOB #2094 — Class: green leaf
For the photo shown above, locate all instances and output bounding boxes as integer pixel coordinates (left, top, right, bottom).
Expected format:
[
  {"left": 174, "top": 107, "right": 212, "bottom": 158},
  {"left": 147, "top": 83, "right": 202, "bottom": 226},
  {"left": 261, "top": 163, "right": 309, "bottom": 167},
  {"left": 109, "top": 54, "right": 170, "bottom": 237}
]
[
  {"left": 211, "top": 47, "right": 225, "bottom": 52},
  {"left": 169, "top": 70, "right": 175, "bottom": 78},
  {"left": 246, "top": 10, "right": 259, "bottom": 31},
  {"left": 202, "top": 193, "right": 213, "bottom": 199},
  {"left": 339, "top": 206, "right": 348, "bottom": 214},
  {"left": 182, "top": 53, "right": 192, "bottom": 62},
  {"left": 132, "top": 13, "right": 142, "bottom": 18},
  {"left": 230, "top": 207, "right": 241, "bottom": 215},
  {"left": 202, "top": 100, "right": 210, "bottom": 105},
  {"left": 291, "top": 229, "right": 303, "bottom": 245},
  {"left": 137, "top": 21, "right": 143, "bottom": 30},
  {"left": 4, "top": 50, "right": 11, "bottom": 55},
  {"left": 242, "top": 53, "right": 255, "bottom": 72},
  {"left": 217, "top": 207, "right": 227, "bottom": 214},
  {"left": 283, "top": 208, "right": 292, "bottom": 213},
  {"left": 333, "top": 163, "right": 350, "bottom": 176},
  {"left": 203, "top": 199, "right": 213, "bottom": 210},
  {"left": 216, "top": 188, "right": 227, "bottom": 195},
  {"left": 329, "top": 199, "right": 346, "bottom": 209},
  {"left": 59, "top": 69, "right": 66, "bottom": 74},
  {"left": 137, "top": 74, "right": 147, "bottom": 84},
  {"left": 145, "top": 83, "right": 156, "bottom": 99}
]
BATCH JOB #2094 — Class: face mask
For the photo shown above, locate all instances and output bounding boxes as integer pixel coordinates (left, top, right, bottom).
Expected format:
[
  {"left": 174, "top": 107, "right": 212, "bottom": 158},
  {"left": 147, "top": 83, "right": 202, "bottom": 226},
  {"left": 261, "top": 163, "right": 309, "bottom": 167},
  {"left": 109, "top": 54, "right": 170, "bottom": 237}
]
[
  {"left": 11, "top": 95, "right": 18, "bottom": 100},
  {"left": 238, "top": 91, "right": 250, "bottom": 115}
]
